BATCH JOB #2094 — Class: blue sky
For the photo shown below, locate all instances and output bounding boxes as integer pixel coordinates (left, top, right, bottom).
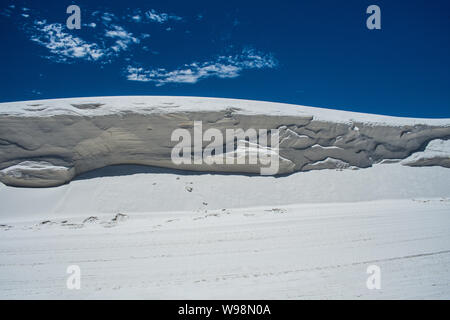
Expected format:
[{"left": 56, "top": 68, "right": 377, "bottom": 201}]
[{"left": 0, "top": 0, "right": 449, "bottom": 117}]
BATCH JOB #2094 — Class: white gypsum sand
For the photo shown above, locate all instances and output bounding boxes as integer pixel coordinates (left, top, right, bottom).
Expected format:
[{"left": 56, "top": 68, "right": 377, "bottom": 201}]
[
  {"left": 1, "top": 96, "right": 449, "bottom": 187},
  {"left": 0, "top": 97, "right": 449, "bottom": 299},
  {"left": 0, "top": 162, "right": 449, "bottom": 299}
]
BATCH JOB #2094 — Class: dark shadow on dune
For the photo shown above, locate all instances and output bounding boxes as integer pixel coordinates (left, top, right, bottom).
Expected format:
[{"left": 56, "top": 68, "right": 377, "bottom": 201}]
[{"left": 73, "top": 164, "right": 285, "bottom": 182}]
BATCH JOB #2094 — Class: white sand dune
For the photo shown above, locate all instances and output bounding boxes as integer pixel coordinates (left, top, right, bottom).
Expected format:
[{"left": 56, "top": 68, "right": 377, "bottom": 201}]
[
  {"left": 0, "top": 162, "right": 449, "bottom": 299},
  {"left": 0, "top": 162, "right": 450, "bottom": 220},
  {"left": 1, "top": 96, "right": 449, "bottom": 187},
  {"left": 1, "top": 97, "right": 449, "bottom": 299}
]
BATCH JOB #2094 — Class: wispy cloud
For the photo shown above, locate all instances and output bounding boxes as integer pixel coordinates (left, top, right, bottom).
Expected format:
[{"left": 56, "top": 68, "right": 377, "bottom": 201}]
[
  {"left": 30, "top": 22, "right": 106, "bottom": 63},
  {"left": 145, "top": 9, "right": 182, "bottom": 23},
  {"left": 126, "top": 49, "right": 277, "bottom": 85},
  {"left": 7, "top": 5, "right": 279, "bottom": 85},
  {"left": 1, "top": 5, "right": 13, "bottom": 17},
  {"left": 101, "top": 12, "right": 115, "bottom": 22},
  {"left": 91, "top": 11, "right": 117, "bottom": 25},
  {"left": 28, "top": 19, "right": 144, "bottom": 63},
  {"left": 105, "top": 25, "right": 139, "bottom": 52},
  {"left": 131, "top": 15, "right": 142, "bottom": 23},
  {"left": 127, "top": 9, "right": 182, "bottom": 24}
]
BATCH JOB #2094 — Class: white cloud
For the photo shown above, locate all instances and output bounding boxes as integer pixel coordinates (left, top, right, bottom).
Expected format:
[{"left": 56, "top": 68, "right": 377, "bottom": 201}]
[
  {"left": 28, "top": 17, "right": 145, "bottom": 63},
  {"left": 131, "top": 15, "right": 142, "bottom": 22},
  {"left": 105, "top": 25, "right": 136, "bottom": 40},
  {"left": 30, "top": 23, "right": 106, "bottom": 63},
  {"left": 100, "top": 12, "right": 116, "bottom": 23},
  {"left": 126, "top": 49, "right": 277, "bottom": 86},
  {"left": 127, "top": 9, "right": 182, "bottom": 24},
  {"left": 105, "top": 25, "right": 140, "bottom": 53},
  {"left": 90, "top": 11, "right": 117, "bottom": 26},
  {"left": 20, "top": 7, "right": 274, "bottom": 83},
  {"left": 145, "top": 9, "right": 182, "bottom": 23}
]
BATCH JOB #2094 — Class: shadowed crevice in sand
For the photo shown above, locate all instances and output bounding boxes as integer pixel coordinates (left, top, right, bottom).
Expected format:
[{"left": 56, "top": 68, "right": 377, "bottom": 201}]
[{"left": 73, "top": 164, "right": 265, "bottom": 182}]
